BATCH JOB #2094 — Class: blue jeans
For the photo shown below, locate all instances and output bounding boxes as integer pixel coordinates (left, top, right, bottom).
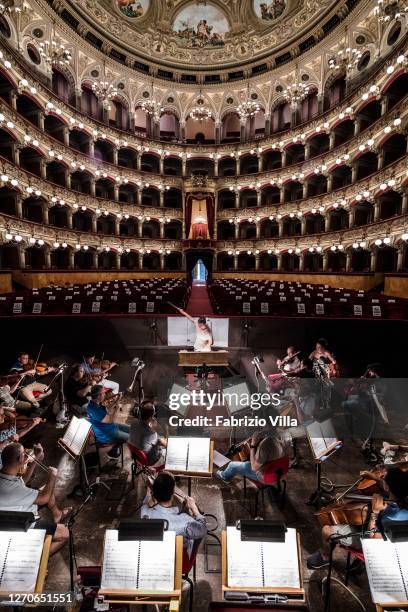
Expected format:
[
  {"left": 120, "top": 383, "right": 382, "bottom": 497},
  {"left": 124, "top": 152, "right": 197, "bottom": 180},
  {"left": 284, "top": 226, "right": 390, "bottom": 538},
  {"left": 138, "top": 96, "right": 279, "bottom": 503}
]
[
  {"left": 111, "top": 423, "right": 130, "bottom": 443},
  {"left": 222, "top": 460, "right": 260, "bottom": 482}
]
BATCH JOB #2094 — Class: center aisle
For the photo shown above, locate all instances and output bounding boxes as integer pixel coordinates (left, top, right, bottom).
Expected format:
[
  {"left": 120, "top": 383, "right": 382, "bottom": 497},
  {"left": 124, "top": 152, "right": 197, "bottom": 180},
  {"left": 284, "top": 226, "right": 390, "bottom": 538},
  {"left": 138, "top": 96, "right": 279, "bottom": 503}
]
[{"left": 185, "top": 282, "right": 214, "bottom": 316}]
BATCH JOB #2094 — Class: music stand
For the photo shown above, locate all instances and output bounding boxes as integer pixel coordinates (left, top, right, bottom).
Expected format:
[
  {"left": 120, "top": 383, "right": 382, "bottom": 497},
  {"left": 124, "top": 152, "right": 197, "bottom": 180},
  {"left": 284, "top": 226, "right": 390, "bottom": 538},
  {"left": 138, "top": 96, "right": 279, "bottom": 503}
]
[
  {"left": 58, "top": 416, "right": 93, "bottom": 499},
  {"left": 305, "top": 420, "right": 342, "bottom": 508}
]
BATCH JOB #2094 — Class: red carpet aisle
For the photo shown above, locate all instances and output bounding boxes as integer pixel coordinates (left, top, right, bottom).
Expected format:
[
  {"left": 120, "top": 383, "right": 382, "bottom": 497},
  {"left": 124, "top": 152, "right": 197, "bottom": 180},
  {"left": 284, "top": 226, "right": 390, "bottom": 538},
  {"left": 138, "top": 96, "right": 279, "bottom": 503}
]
[{"left": 185, "top": 282, "right": 214, "bottom": 316}]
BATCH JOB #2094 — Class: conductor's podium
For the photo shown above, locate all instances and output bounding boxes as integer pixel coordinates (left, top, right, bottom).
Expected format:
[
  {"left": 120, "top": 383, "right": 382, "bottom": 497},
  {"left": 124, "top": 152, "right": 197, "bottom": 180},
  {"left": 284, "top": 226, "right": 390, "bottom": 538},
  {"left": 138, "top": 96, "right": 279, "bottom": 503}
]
[{"left": 178, "top": 350, "right": 229, "bottom": 367}]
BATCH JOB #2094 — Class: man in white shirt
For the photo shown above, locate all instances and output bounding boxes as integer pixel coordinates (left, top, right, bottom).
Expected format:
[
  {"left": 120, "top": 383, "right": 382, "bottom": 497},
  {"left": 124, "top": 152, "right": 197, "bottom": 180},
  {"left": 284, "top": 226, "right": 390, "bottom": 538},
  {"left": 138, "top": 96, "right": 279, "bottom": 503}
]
[{"left": 0, "top": 443, "right": 69, "bottom": 555}]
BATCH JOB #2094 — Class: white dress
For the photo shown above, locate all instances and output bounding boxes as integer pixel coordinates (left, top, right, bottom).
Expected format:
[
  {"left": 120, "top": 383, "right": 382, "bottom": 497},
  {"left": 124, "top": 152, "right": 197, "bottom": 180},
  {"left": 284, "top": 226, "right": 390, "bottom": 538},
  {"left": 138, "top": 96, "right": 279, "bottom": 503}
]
[{"left": 194, "top": 325, "right": 212, "bottom": 352}]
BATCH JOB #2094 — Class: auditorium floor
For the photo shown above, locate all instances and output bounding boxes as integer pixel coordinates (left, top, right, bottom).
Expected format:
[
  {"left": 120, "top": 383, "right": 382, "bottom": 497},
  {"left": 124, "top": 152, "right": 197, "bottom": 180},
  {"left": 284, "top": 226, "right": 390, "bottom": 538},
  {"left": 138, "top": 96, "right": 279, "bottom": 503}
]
[{"left": 25, "top": 404, "right": 379, "bottom": 612}]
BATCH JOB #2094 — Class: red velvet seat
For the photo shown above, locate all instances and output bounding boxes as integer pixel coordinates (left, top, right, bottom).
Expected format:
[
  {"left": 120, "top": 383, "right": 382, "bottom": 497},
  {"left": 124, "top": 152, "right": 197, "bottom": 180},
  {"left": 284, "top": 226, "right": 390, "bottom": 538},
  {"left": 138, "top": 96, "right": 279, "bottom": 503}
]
[{"left": 244, "top": 456, "right": 290, "bottom": 517}]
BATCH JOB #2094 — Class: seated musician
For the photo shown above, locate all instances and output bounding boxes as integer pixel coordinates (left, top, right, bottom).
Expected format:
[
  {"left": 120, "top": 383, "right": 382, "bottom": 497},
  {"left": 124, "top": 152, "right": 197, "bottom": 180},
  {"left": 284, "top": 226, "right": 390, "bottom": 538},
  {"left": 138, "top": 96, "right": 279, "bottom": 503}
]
[
  {"left": 129, "top": 401, "right": 167, "bottom": 466},
  {"left": 0, "top": 405, "right": 42, "bottom": 453},
  {"left": 0, "top": 442, "right": 69, "bottom": 556},
  {"left": 64, "top": 365, "right": 93, "bottom": 415},
  {"left": 276, "top": 346, "right": 302, "bottom": 376},
  {"left": 82, "top": 354, "right": 120, "bottom": 395},
  {"left": 309, "top": 339, "right": 337, "bottom": 379},
  {"left": 86, "top": 385, "right": 130, "bottom": 459},
  {"left": 215, "top": 432, "right": 288, "bottom": 484},
  {"left": 140, "top": 471, "right": 207, "bottom": 553},
  {"left": 307, "top": 467, "right": 408, "bottom": 569},
  {"left": 9, "top": 352, "right": 55, "bottom": 410},
  {"left": 171, "top": 306, "right": 213, "bottom": 352}
]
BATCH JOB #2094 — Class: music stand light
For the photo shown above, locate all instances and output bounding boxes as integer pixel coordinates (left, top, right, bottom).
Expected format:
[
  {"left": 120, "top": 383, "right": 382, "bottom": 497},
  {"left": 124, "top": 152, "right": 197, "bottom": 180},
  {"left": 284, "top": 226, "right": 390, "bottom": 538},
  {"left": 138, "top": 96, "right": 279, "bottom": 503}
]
[
  {"left": 0, "top": 510, "right": 35, "bottom": 532},
  {"left": 118, "top": 518, "right": 167, "bottom": 541},
  {"left": 237, "top": 519, "right": 287, "bottom": 543}
]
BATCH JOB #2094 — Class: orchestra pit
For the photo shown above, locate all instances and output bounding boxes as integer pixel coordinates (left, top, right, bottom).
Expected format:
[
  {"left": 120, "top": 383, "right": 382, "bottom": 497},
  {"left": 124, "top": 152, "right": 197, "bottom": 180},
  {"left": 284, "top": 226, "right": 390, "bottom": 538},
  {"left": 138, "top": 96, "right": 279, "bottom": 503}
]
[{"left": 0, "top": 1, "right": 408, "bottom": 611}]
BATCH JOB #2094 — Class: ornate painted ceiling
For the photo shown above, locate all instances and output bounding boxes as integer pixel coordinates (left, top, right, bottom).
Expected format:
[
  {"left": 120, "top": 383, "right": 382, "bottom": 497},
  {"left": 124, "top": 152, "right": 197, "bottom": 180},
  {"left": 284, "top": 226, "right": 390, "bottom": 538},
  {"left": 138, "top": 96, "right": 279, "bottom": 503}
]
[{"left": 66, "top": 0, "right": 345, "bottom": 71}]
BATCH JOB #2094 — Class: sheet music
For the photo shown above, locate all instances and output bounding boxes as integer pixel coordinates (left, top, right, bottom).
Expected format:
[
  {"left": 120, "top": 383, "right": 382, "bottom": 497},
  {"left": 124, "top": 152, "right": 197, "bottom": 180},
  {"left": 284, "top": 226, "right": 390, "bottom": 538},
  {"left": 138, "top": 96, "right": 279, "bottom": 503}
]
[
  {"left": 362, "top": 539, "right": 408, "bottom": 603},
  {"left": 101, "top": 530, "right": 175, "bottom": 593},
  {"left": 320, "top": 419, "right": 338, "bottom": 450},
  {"left": 0, "top": 529, "right": 45, "bottom": 593},
  {"left": 165, "top": 437, "right": 210, "bottom": 473},
  {"left": 138, "top": 532, "right": 176, "bottom": 591},
  {"left": 62, "top": 416, "right": 91, "bottom": 457},
  {"left": 307, "top": 421, "right": 328, "bottom": 459},
  {"left": 226, "top": 527, "right": 300, "bottom": 589}
]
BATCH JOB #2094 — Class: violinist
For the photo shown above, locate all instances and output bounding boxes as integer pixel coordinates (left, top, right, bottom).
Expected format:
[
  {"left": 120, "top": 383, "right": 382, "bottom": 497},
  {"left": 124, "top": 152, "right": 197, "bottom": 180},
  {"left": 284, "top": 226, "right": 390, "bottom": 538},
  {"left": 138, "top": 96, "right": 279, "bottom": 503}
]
[
  {"left": 10, "top": 352, "right": 55, "bottom": 410},
  {"left": 0, "top": 406, "right": 42, "bottom": 452},
  {"left": 86, "top": 385, "right": 130, "bottom": 460},
  {"left": 82, "top": 354, "right": 120, "bottom": 395},
  {"left": 309, "top": 338, "right": 337, "bottom": 379},
  {"left": 129, "top": 401, "right": 167, "bottom": 466},
  {"left": 0, "top": 442, "right": 69, "bottom": 556},
  {"left": 215, "top": 432, "right": 288, "bottom": 484},
  {"left": 64, "top": 364, "right": 93, "bottom": 415},
  {"left": 276, "top": 346, "right": 302, "bottom": 376},
  {"left": 307, "top": 467, "right": 408, "bottom": 569}
]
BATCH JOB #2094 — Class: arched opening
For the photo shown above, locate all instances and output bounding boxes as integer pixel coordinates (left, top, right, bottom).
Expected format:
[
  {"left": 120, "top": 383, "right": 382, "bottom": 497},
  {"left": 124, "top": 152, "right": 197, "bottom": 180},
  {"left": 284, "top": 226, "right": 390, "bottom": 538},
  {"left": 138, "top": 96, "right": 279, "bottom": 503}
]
[
  {"left": 142, "top": 252, "right": 160, "bottom": 270},
  {"left": 259, "top": 252, "right": 278, "bottom": 271},
  {"left": 119, "top": 183, "right": 138, "bottom": 205},
  {"left": 272, "top": 101, "right": 291, "bottom": 133},
  {"left": 281, "top": 252, "right": 299, "bottom": 272},
  {"left": 303, "top": 252, "right": 323, "bottom": 272},
  {"left": 376, "top": 246, "right": 397, "bottom": 272},
  {"left": 142, "top": 187, "right": 160, "bottom": 207},
  {"left": 355, "top": 100, "right": 381, "bottom": 132},
  {"left": 94, "top": 139, "right": 114, "bottom": 164},
  {"left": 351, "top": 248, "right": 371, "bottom": 272},
  {"left": 217, "top": 253, "right": 234, "bottom": 271},
  {"left": 51, "top": 246, "right": 70, "bottom": 269},
  {"left": 217, "top": 221, "right": 235, "bottom": 240},
  {"left": 16, "top": 93, "right": 42, "bottom": 127},
  {"left": 109, "top": 99, "right": 129, "bottom": 131},
  {"left": 324, "top": 75, "right": 346, "bottom": 110},
  {"left": 283, "top": 180, "right": 303, "bottom": 202},
  {"left": 25, "top": 246, "right": 46, "bottom": 269},
  {"left": 238, "top": 253, "right": 255, "bottom": 271},
  {"left": 97, "top": 213, "right": 115, "bottom": 235},
  {"left": 383, "top": 72, "right": 408, "bottom": 111},
  {"left": 0, "top": 244, "right": 20, "bottom": 269},
  {"left": 71, "top": 170, "right": 93, "bottom": 195},
  {"left": 239, "top": 189, "right": 257, "bottom": 208},
  {"left": 52, "top": 68, "right": 74, "bottom": 105},
  {"left": 285, "top": 143, "right": 305, "bottom": 166},
  {"left": 377, "top": 190, "right": 402, "bottom": 220},
  {"left": 142, "top": 219, "right": 160, "bottom": 239},
  {"left": 95, "top": 177, "right": 115, "bottom": 200},
  {"left": 0, "top": 186, "right": 19, "bottom": 215},
  {"left": 98, "top": 250, "right": 117, "bottom": 270},
  {"left": 263, "top": 149, "right": 282, "bottom": 170},
  {"left": 134, "top": 107, "right": 148, "bottom": 136},
  {"left": 69, "top": 129, "right": 91, "bottom": 155},
  {"left": 218, "top": 190, "right": 236, "bottom": 210},
  {"left": 163, "top": 156, "right": 182, "bottom": 176},
  {"left": 221, "top": 112, "right": 240, "bottom": 143},
  {"left": 261, "top": 186, "right": 280, "bottom": 205},
  {"left": 120, "top": 251, "right": 139, "bottom": 269},
  {"left": 0, "top": 127, "right": 17, "bottom": 162},
  {"left": 308, "top": 133, "right": 330, "bottom": 158},
  {"left": 81, "top": 86, "right": 100, "bottom": 120},
  {"left": 328, "top": 208, "right": 349, "bottom": 231},
  {"left": 186, "top": 157, "right": 215, "bottom": 177},
  {"left": 74, "top": 249, "right": 94, "bottom": 269},
  {"left": 327, "top": 250, "right": 346, "bottom": 272},
  {"left": 282, "top": 216, "right": 301, "bottom": 237},
  {"left": 118, "top": 147, "right": 137, "bottom": 169},
  {"left": 299, "top": 90, "right": 318, "bottom": 123},
  {"left": 119, "top": 217, "right": 138, "bottom": 237},
  {"left": 0, "top": 70, "right": 15, "bottom": 104},
  {"left": 382, "top": 133, "right": 407, "bottom": 167},
  {"left": 73, "top": 210, "right": 93, "bottom": 232},
  {"left": 160, "top": 111, "right": 180, "bottom": 141},
  {"left": 219, "top": 157, "right": 236, "bottom": 177},
  {"left": 165, "top": 251, "right": 182, "bottom": 270},
  {"left": 141, "top": 153, "right": 160, "bottom": 173},
  {"left": 354, "top": 201, "right": 373, "bottom": 226},
  {"left": 260, "top": 219, "right": 279, "bottom": 238},
  {"left": 332, "top": 119, "right": 354, "bottom": 147},
  {"left": 44, "top": 114, "right": 66, "bottom": 143},
  {"left": 22, "top": 196, "right": 45, "bottom": 223},
  {"left": 164, "top": 220, "right": 182, "bottom": 239},
  {"left": 48, "top": 205, "right": 69, "bottom": 228},
  {"left": 304, "top": 213, "right": 324, "bottom": 234},
  {"left": 238, "top": 221, "right": 256, "bottom": 240},
  {"left": 19, "top": 146, "right": 44, "bottom": 177},
  {"left": 185, "top": 117, "right": 215, "bottom": 144},
  {"left": 331, "top": 164, "right": 352, "bottom": 190},
  {"left": 354, "top": 151, "right": 378, "bottom": 180},
  {"left": 306, "top": 174, "right": 327, "bottom": 197},
  {"left": 46, "top": 160, "right": 67, "bottom": 187},
  {"left": 240, "top": 154, "right": 259, "bottom": 175},
  {"left": 164, "top": 188, "right": 182, "bottom": 209}
]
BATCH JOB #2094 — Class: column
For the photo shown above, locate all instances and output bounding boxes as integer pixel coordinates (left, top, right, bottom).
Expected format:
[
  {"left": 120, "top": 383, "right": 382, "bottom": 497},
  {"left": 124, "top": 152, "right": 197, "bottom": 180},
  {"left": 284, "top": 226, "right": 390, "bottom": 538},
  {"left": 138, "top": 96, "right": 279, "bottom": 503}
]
[
  {"left": 181, "top": 251, "right": 186, "bottom": 270},
  {"left": 349, "top": 206, "right": 355, "bottom": 228},
  {"left": 277, "top": 253, "right": 282, "bottom": 270},
  {"left": 402, "top": 191, "right": 408, "bottom": 215},
  {"left": 137, "top": 251, "right": 142, "bottom": 269},
  {"left": 323, "top": 251, "right": 329, "bottom": 271},
  {"left": 18, "top": 246, "right": 26, "bottom": 269},
  {"left": 214, "top": 158, "right": 219, "bottom": 177},
  {"left": 68, "top": 249, "right": 75, "bottom": 269},
  {"left": 115, "top": 251, "right": 121, "bottom": 269},
  {"left": 66, "top": 207, "right": 73, "bottom": 229},
  {"left": 182, "top": 157, "right": 187, "bottom": 177},
  {"left": 160, "top": 252, "right": 165, "bottom": 270},
  {"left": 397, "top": 245, "right": 405, "bottom": 271},
  {"left": 112, "top": 148, "right": 118, "bottom": 166},
  {"left": 159, "top": 156, "right": 164, "bottom": 175},
  {"left": 329, "top": 131, "right": 336, "bottom": 150},
  {"left": 301, "top": 216, "right": 307, "bottom": 235},
  {"left": 240, "top": 121, "right": 246, "bottom": 142},
  {"left": 281, "top": 149, "right": 287, "bottom": 167},
  {"left": 215, "top": 123, "right": 221, "bottom": 145},
  {"left": 324, "top": 215, "right": 330, "bottom": 232},
  {"left": 255, "top": 254, "right": 260, "bottom": 270},
  {"left": 12, "top": 144, "right": 20, "bottom": 166},
  {"left": 278, "top": 219, "right": 284, "bottom": 237},
  {"left": 234, "top": 223, "right": 239, "bottom": 239},
  {"left": 137, "top": 155, "right": 142, "bottom": 171},
  {"left": 40, "top": 160, "right": 46, "bottom": 180},
  {"left": 317, "top": 93, "right": 324, "bottom": 114},
  {"left": 160, "top": 222, "right": 164, "bottom": 239},
  {"left": 90, "top": 178, "right": 96, "bottom": 197},
  {"left": 264, "top": 117, "right": 271, "bottom": 138},
  {"left": 235, "top": 192, "right": 239, "bottom": 208},
  {"left": 15, "top": 195, "right": 23, "bottom": 218},
  {"left": 114, "top": 184, "right": 119, "bottom": 201},
  {"left": 234, "top": 254, "right": 238, "bottom": 270},
  {"left": 74, "top": 88, "right": 82, "bottom": 111},
  {"left": 377, "top": 150, "right": 384, "bottom": 171},
  {"left": 10, "top": 91, "right": 17, "bottom": 111},
  {"left": 92, "top": 250, "right": 98, "bottom": 269},
  {"left": 256, "top": 190, "right": 261, "bottom": 207},
  {"left": 128, "top": 113, "right": 135, "bottom": 132},
  {"left": 43, "top": 204, "right": 49, "bottom": 225},
  {"left": 351, "top": 164, "right": 357, "bottom": 183},
  {"left": 138, "top": 220, "right": 143, "bottom": 238},
  {"left": 38, "top": 112, "right": 45, "bottom": 131},
  {"left": 63, "top": 127, "right": 70, "bottom": 147},
  {"left": 114, "top": 216, "right": 120, "bottom": 235},
  {"left": 302, "top": 182, "right": 308, "bottom": 199},
  {"left": 256, "top": 222, "right": 261, "bottom": 239},
  {"left": 213, "top": 192, "right": 218, "bottom": 240},
  {"left": 44, "top": 248, "right": 51, "bottom": 269},
  {"left": 213, "top": 252, "right": 218, "bottom": 271},
  {"left": 65, "top": 170, "right": 71, "bottom": 190},
  {"left": 159, "top": 190, "right": 164, "bottom": 206},
  {"left": 89, "top": 140, "right": 95, "bottom": 158},
  {"left": 153, "top": 119, "right": 160, "bottom": 140},
  {"left": 258, "top": 154, "right": 263, "bottom": 173},
  {"left": 180, "top": 122, "right": 186, "bottom": 142},
  {"left": 299, "top": 252, "right": 304, "bottom": 271},
  {"left": 380, "top": 96, "right": 389, "bottom": 115},
  {"left": 354, "top": 117, "right": 362, "bottom": 136},
  {"left": 102, "top": 102, "right": 110, "bottom": 125},
  {"left": 280, "top": 188, "right": 285, "bottom": 204},
  {"left": 327, "top": 173, "right": 333, "bottom": 192},
  {"left": 370, "top": 249, "right": 378, "bottom": 272},
  {"left": 92, "top": 214, "right": 97, "bottom": 233},
  {"left": 235, "top": 157, "right": 240, "bottom": 176},
  {"left": 346, "top": 250, "right": 352, "bottom": 272},
  {"left": 304, "top": 142, "right": 310, "bottom": 161},
  {"left": 374, "top": 200, "right": 380, "bottom": 222},
  {"left": 137, "top": 190, "right": 142, "bottom": 206}
]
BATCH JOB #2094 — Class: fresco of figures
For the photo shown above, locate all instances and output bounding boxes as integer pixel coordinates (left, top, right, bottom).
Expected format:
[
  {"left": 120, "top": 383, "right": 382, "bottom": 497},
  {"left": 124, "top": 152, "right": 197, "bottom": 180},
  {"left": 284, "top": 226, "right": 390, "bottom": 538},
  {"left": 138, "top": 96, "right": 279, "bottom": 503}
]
[
  {"left": 254, "top": 0, "right": 286, "bottom": 20},
  {"left": 172, "top": 2, "right": 229, "bottom": 48},
  {"left": 116, "top": 0, "right": 149, "bottom": 18}
]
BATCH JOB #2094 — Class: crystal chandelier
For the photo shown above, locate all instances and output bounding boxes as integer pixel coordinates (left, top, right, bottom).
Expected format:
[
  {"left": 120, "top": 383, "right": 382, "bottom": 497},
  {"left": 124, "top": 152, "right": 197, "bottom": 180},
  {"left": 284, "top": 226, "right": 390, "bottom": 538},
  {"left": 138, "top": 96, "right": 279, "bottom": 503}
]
[
  {"left": 236, "top": 84, "right": 261, "bottom": 121},
  {"left": 92, "top": 62, "right": 118, "bottom": 107},
  {"left": 283, "top": 81, "right": 310, "bottom": 107},
  {"left": 374, "top": 0, "right": 408, "bottom": 22},
  {"left": 140, "top": 81, "right": 163, "bottom": 121},
  {"left": 189, "top": 92, "right": 213, "bottom": 122},
  {"left": 38, "top": 22, "right": 72, "bottom": 68},
  {"left": 328, "top": 28, "right": 363, "bottom": 74}
]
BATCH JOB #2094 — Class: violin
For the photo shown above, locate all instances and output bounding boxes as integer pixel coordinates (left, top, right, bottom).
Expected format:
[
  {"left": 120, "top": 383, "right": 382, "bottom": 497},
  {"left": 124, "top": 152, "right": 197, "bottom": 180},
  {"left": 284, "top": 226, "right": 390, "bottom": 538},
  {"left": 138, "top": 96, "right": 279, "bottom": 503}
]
[{"left": 227, "top": 437, "right": 252, "bottom": 462}]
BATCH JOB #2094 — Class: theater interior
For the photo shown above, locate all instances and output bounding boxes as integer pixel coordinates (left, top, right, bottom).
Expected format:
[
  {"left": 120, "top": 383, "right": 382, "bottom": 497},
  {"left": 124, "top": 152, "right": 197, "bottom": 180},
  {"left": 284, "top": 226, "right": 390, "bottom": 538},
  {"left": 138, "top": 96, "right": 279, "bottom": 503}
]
[{"left": 0, "top": 0, "right": 408, "bottom": 610}]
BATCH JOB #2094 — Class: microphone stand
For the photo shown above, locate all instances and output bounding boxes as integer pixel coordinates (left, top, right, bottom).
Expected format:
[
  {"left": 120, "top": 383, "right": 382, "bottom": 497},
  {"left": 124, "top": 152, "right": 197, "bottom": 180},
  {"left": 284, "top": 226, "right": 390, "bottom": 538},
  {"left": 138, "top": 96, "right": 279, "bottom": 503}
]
[{"left": 65, "top": 480, "right": 110, "bottom": 592}]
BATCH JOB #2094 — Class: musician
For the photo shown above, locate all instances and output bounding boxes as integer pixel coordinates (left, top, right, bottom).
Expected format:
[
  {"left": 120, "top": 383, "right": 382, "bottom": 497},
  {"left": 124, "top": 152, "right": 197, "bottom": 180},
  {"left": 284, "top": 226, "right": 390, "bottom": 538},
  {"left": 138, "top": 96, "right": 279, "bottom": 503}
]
[
  {"left": 171, "top": 306, "right": 213, "bottom": 352},
  {"left": 0, "top": 406, "right": 42, "bottom": 452},
  {"left": 0, "top": 380, "right": 33, "bottom": 415},
  {"left": 307, "top": 467, "right": 408, "bottom": 569},
  {"left": 82, "top": 354, "right": 120, "bottom": 395},
  {"left": 276, "top": 346, "right": 302, "bottom": 375},
  {"left": 64, "top": 364, "right": 93, "bottom": 415},
  {"left": 215, "top": 433, "right": 288, "bottom": 484},
  {"left": 9, "top": 352, "right": 55, "bottom": 410},
  {"left": 0, "top": 442, "right": 69, "bottom": 555},
  {"left": 129, "top": 401, "right": 167, "bottom": 466},
  {"left": 309, "top": 339, "right": 337, "bottom": 379},
  {"left": 86, "top": 385, "right": 130, "bottom": 459},
  {"left": 342, "top": 364, "right": 386, "bottom": 436},
  {"left": 141, "top": 471, "right": 207, "bottom": 554}
]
